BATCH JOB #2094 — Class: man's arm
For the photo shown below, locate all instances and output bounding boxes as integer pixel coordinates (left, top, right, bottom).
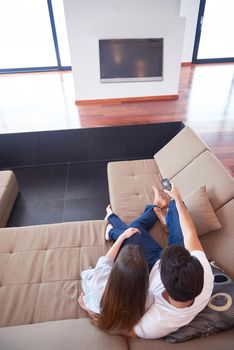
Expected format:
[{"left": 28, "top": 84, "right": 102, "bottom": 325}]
[{"left": 165, "top": 184, "right": 204, "bottom": 252}]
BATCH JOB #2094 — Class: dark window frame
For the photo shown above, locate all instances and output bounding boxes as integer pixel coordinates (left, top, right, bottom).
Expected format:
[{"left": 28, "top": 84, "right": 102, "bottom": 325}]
[{"left": 192, "top": 0, "right": 234, "bottom": 64}]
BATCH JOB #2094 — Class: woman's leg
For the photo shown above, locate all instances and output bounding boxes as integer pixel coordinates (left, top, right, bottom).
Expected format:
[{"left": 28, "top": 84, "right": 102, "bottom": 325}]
[
  {"left": 106, "top": 185, "right": 168, "bottom": 234},
  {"left": 105, "top": 206, "right": 155, "bottom": 252},
  {"left": 126, "top": 189, "right": 166, "bottom": 269},
  {"left": 129, "top": 205, "right": 158, "bottom": 232},
  {"left": 106, "top": 204, "right": 157, "bottom": 238},
  {"left": 105, "top": 205, "right": 128, "bottom": 229},
  {"left": 108, "top": 227, "right": 142, "bottom": 246},
  {"left": 108, "top": 213, "right": 128, "bottom": 230},
  {"left": 137, "top": 229, "right": 163, "bottom": 270},
  {"left": 129, "top": 186, "right": 169, "bottom": 232},
  {"left": 108, "top": 223, "right": 163, "bottom": 270},
  {"left": 118, "top": 227, "right": 163, "bottom": 271}
]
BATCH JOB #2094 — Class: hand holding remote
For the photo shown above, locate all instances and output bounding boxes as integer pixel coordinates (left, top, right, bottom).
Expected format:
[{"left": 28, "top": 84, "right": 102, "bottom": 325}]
[{"left": 164, "top": 183, "right": 182, "bottom": 203}]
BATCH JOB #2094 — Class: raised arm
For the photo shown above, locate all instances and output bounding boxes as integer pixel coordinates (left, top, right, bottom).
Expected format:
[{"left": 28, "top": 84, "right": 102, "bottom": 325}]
[
  {"left": 165, "top": 184, "right": 204, "bottom": 252},
  {"left": 106, "top": 227, "right": 140, "bottom": 260}
]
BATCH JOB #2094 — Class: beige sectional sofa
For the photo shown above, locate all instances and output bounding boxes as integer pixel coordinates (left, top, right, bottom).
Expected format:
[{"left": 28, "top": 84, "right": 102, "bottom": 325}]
[
  {"left": 0, "top": 126, "right": 234, "bottom": 349},
  {"left": 108, "top": 126, "right": 234, "bottom": 279}
]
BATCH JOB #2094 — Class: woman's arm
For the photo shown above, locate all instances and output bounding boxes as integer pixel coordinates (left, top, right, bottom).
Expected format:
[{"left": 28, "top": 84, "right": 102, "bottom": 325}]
[
  {"left": 78, "top": 292, "right": 100, "bottom": 318},
  {"left": 106, "top": 227, "right": 140, "bottom": 260}
]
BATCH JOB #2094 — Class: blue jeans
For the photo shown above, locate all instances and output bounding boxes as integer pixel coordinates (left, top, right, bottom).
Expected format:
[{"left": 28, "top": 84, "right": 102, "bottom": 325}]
[{"left": 108, "top": 200, "right": 184, "bottom": 270}]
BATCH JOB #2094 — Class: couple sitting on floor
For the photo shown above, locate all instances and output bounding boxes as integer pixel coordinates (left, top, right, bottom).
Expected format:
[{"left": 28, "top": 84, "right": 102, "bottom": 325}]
[{"left": 78, "top": 184, "right": 214, "bottom": 339}]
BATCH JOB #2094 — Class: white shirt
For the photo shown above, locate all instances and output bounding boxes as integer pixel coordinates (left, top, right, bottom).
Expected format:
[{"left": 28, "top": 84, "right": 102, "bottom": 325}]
[
  {"left": 134, "top": 250, "right": 214, "bottom": 339},
  {"left": 81, "top": 256, "right": 114, "bottom": 314},
  {"left": 81, "top": 255, "right": 154, "bottom": 314}
]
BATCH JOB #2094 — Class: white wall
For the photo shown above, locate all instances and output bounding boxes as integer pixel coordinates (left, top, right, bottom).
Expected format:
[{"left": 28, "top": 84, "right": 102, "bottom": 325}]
[
  {"left": 63, "top": 0, "right": 186, "bottom": 101},
  {"left": 180, "top": 0, "right": 200, "bottom": 62}
]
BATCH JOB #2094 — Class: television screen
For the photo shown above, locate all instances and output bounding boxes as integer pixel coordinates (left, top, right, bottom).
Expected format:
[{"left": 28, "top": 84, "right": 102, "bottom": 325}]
[{"left": 99, "top": 38, "right": 163, "bottom": 83}]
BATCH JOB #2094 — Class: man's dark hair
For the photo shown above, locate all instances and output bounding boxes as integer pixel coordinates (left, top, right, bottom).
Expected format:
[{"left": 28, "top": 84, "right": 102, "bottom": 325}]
[{"left": 159, "top": 245, "right": 204, "bottom": 302}]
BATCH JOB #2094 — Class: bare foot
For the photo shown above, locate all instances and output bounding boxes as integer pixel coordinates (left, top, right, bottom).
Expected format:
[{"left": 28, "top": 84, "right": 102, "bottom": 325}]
[
  {"left": 104, "top": 204, "right": 113, "bottom": 220},
  {"left": 105, "top": 223, "right": 113, "bottom": 241},
  {"left": 152, "top": 186, "right": 169, "bottom": 208}
]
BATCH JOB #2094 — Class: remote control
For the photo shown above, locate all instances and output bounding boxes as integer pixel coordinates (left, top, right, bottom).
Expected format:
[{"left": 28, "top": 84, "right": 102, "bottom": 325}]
[{"left": 161, "top": 178, "right": 172, "bottom": 191}]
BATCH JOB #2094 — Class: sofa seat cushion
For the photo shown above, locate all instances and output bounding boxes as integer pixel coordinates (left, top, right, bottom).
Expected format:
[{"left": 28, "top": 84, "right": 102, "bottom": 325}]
[
  {"left": 0, "top": 171, "right": 19, "bottom": 227},
  {"left": 108, "top": 159, "right": 161, "bottom": 221},
  {"left": 0, "top": 318, "right": 128, "bottom": 350},
  {"left": 0, "top": 220, "right": 110, "bottom": 327},
  {"left": 108, "top": 159, "right": 168, "bottom": 248}
]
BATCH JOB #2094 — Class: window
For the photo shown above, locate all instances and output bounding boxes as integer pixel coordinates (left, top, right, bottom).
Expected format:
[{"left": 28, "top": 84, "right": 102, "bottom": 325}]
[
  {"left": 193, "top": 0, "right": 234, "bottom": 63},
  {"left": 0, "top": 0, "right": 71, "bottom": 73}
]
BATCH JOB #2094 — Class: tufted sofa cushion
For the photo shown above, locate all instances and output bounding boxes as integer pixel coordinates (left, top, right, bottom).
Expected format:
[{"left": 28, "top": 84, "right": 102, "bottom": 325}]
[
  {"left": 0, "top": 220, "right": 110, "bottom": 327},
  {"left": 108, "top": 159, "right": 161, "bottom": 221},
  {"left": 107, "top": 159, "right": 167, "bottom": 248}
]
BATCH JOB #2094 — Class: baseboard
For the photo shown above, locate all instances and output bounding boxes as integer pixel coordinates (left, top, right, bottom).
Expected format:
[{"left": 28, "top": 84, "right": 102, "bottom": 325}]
[{"left": 75, "top": 94, "right": 179, "bottom": 106}]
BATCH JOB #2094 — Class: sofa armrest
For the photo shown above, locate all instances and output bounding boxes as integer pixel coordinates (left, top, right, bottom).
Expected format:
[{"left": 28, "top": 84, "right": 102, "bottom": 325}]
[{"left": 0, "top": 170, "right": 19, "bottom": 227}]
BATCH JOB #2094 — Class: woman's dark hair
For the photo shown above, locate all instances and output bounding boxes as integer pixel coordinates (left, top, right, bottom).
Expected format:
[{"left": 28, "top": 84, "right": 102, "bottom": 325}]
[
  {"left": 97, "top": 244, "right": 149, "bottom": 334},
  {"left": 159, "top": 245, "right": 204, "bottom": 302}
]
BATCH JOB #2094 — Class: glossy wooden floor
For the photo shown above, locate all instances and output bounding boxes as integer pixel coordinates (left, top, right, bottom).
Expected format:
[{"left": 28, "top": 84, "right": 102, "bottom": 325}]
[
  {"left": 0, "top": 63, "right": 233, "bottom": 175},
  {"left": 78, "top": 63, "right": 234, "bottom": 176}
]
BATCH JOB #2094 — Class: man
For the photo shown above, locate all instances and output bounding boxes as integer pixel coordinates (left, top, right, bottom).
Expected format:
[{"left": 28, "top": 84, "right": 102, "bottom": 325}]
[{"left": 132, "top": 184, "right": 214, "bottom": 339}]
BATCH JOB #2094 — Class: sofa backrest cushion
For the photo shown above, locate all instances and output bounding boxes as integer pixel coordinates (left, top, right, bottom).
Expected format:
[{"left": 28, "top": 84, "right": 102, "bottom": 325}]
[
  {"left": 170, "top": 151, "right": 234, "bottom": 211},
  {"left": 183, "top": 185, "right": 222, "bottom": 236},
  {"left": 201, "top": 200, "right": 234, "bottom": 280},
  {"left": 154, "top": 126, "right": 209, "bottom": 180}
]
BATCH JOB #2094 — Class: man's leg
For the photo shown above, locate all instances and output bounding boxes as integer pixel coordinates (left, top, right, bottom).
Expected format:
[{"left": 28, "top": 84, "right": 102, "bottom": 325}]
[
  {"left": 166, "top": 200, "right": 184, "bottom": 246},
  {"left": 151, "top": 188, "right": 184, "bottom": 247}
]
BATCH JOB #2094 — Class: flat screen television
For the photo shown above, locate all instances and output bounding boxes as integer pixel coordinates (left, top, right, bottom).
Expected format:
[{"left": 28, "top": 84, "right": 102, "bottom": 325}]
[{"left": 99, "top": 38, "right": 163, "bottom": 83}]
